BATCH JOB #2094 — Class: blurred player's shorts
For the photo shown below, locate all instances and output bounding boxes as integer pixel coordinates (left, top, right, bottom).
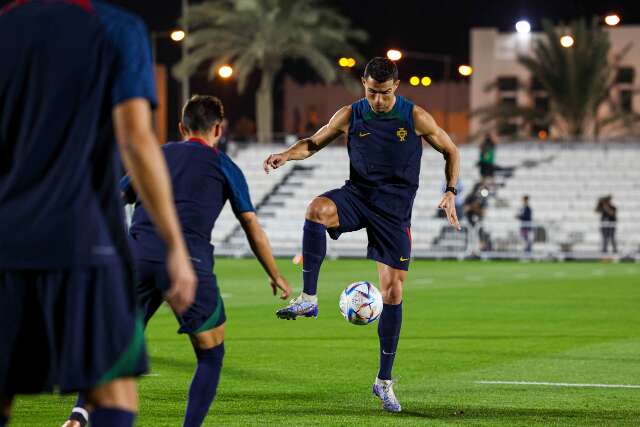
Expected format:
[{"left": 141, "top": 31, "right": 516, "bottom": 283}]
[{"left": 0, "top": 262, "right": 147, "bottom": 395}]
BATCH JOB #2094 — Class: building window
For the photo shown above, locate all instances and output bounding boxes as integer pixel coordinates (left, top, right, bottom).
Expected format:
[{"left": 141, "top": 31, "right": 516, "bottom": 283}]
[
  {"left": 500, "top": 96, "right": 516, "bottom": 107},
  {"left": 534, "top": 96, "right": 549, "bottom": 113},
  {"left": 497, "top": 76, "right": 518, "bottom": 92},
  {"left": 620, "top": 90, "right": 633, "bottom": 113},
  {"left": 616, "top": 67, "right": 634, "bottom": 84},
  {"left": 531, "top": 77, "right": 545, "bottom": 91},
  {"left": 498, "top": 122, "right": 518, "bottom": 136}
]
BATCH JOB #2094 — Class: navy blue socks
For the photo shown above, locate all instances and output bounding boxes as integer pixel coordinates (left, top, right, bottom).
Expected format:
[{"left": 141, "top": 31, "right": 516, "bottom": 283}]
[
  {"left": 377, "top": 302, "right": 403, "bottom": 380},
  {"left": 68, "top": 394, "right": 88, "bottom": 426},
  {"left": 183, "top": 343, "right": 225, "bottom": 427},
  {"left": 302, "top": 220, "right": 327, "bottom": 296},
  {"left": 89, "top": 408, "right": 134, "bottom": 427}
]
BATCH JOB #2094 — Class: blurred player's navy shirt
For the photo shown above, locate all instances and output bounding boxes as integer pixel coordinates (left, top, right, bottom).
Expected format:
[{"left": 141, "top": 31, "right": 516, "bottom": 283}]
[
  {"left": 0, "top": 1, "right": 156, "bottom": 268},
  {"left": 346, "top": 96, "right": 422, "bottom": 222},
  {"left": 124, "top": 140, "right": 254, "bottom": 274}
]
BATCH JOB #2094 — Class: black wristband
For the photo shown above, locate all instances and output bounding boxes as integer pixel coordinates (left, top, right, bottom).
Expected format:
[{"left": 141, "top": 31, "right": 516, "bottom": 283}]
[{"left": 445, "top": 186, "right": 458, "bottom": 195}]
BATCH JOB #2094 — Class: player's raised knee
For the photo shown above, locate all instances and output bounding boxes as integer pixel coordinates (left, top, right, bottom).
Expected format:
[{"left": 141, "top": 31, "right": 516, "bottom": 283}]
[{"left": 305, "top": 197, "right": 338, "bottom": 226}]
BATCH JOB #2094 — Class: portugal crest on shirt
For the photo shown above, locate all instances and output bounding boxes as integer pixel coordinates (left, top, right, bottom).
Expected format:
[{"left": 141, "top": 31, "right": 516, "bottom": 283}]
[{"left": 396, "top": 127, "right": 407, "bottom": 142}]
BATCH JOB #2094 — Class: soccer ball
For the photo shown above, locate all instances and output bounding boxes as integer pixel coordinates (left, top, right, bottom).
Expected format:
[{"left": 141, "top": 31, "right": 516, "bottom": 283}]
[{"left": 339, "top": 281, "right": 383, "bottom": 325}]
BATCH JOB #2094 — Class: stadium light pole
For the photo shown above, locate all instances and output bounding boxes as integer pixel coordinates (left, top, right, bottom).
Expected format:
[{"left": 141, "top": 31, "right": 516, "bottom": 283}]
[
  {"left": 150, "top": 30, "right": 185, "bottom": 62},
  {"left": 181, "top": 0, "right": 190, "bottom": 107}
]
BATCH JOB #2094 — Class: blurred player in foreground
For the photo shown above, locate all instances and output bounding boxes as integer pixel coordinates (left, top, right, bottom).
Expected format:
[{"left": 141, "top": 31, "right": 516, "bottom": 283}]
[
  {"left": 0, "top": 1, "right": 196, "bottom": 426},
  {"left": 264, "top": 57, "right": 460, "bottom": 412},
  {"left": 65, "top": 95, "right": 291, "bottom": 427}
]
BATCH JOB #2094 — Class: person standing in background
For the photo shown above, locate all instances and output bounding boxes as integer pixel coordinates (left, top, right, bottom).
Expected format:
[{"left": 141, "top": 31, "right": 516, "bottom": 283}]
[
  {"left": 478, "top": 134, "right": 496, "bottom": 187},
  {"left": 517, "top": 195, "right": 533, "bottom": 253},
  {"left": 596, "top": 196, "right": 617, "bottom": 254}
]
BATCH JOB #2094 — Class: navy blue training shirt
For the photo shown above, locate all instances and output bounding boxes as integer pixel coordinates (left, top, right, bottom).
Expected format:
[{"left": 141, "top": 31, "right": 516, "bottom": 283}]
[
  {"left": 0, "top": 0, "right": 157, "bottom": 268},
  {"left": 346, "top": 96, "right": 423, "bottom": 222},
  {"left": 125, "top": 139, "right": 254, "bottom": 274}
]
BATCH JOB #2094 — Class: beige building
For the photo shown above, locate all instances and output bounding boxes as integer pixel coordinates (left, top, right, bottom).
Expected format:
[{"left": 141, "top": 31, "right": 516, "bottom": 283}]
[{"left": 470, "top": 26, "right": 640, "bottom": 139}]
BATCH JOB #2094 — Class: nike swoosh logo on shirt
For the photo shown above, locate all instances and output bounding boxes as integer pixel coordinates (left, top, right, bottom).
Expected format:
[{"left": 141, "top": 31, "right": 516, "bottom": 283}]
[
  {"left": 400, "top": 257, "right": 409, "bottom": 262},
  {"left": 359, "top": 132, "right": 371, "bottom": 137}
]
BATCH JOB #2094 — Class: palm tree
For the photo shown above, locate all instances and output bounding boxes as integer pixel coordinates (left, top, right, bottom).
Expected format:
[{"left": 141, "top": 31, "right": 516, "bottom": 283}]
[
  {"left": 173, "top": 0, "right": 367, "bottom": 143},
  {"left": 475, "top": 18, "right": 638, "bottom": 140}
]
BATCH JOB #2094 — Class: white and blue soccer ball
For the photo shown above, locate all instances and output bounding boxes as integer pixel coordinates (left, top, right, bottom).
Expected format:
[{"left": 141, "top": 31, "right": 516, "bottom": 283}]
[{"left": 339, "top": 281, "right": 383, "bottom": 325}]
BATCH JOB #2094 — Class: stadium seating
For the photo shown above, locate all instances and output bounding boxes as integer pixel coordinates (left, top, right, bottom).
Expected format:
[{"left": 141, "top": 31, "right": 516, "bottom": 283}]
[{"left": 212, "top": 142, "right": 640, "bottom": 259}]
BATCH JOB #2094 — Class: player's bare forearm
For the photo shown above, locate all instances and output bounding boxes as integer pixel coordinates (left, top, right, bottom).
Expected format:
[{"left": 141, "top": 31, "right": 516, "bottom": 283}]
[
  {"left": 239, "top": 212, "right": 280, "bottom": 281},
  {"left": 113, "top": 99, "right": 184, "bottom": 251},
  {"left": 442, "top": 137, "right": 460, "bottom": 188},
  {"left": 286, "top": 123, "right": 344, "bottom": 160},
  {"left": 284, "top": 137, "right": 322, "bottom": 161}
]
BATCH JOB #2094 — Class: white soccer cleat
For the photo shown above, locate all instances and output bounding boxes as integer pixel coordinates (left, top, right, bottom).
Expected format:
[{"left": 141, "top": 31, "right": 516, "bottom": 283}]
[
  {"left": 275, "top": 293, "right": 318, "bottom": 320},
  {"left": 372, "top": 377, "right": 402, "bottom": 412}
]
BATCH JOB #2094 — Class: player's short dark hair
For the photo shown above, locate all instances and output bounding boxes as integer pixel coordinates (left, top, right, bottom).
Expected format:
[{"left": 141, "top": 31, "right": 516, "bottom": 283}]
[
  {"left": 181, "top": 95, "right": 225, "bottom": 133},
  {"left": 363, "top": 57, "right": 398, "bottom": 83}
]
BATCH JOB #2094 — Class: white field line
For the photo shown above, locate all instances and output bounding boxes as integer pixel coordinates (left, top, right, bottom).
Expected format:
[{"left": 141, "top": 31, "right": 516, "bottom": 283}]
[{"left": 476, "top": 380, "right": 640, "bottom": 389}]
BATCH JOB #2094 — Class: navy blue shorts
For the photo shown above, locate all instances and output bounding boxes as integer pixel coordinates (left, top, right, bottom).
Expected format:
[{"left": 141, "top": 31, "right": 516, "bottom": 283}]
[
  {"left": 321, "top": 186, "right": 412, "bottom": 271},
  {"left": 135, "top": 260, "right": 226, "bottom": 335},
  {"left": 0, "top": 263, "right": 147, "bottom": 395}
]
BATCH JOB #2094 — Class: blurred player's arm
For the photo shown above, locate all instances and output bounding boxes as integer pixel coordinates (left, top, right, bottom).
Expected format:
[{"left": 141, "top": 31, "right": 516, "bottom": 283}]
[
  {"left": 414, "top": 105, "right": 461, "bottom": 230},
  {"left": 263, "top": 106, "right": 351, "bottom": 173},
  {"left": 237, "top": 212, "right": 291, "bottom": 299},
  {"left": 113, "top": 98, "right": 196, "bottom": 313}
]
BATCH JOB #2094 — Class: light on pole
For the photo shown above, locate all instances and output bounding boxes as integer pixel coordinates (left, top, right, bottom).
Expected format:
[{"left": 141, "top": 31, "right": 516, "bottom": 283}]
[
  {"left": 605, "top": 14, "right": 621, "bottom": 26},
  {"left": 338, "top": 57, "right": 356, "bottom": 68},
  {"left": 218, "top": 65, "right": 233, "bottom": 78},
  {"left": 386, "top": 49, "right": 402, "bottom": 61},
  {"left": 560, "top": 35, "right": 574, "bottom": 48},
  {"left": 515, "top": 20, "right": 531, "bottom": 34},
  {"left": 170, "top": 30, "right": 185, "bottom": 42},
  {"left": 458, "top": 65, "right": 473, "bottom": 77},
  {"left": 151, "top": 29, "right": 185, "bottom": 63}
]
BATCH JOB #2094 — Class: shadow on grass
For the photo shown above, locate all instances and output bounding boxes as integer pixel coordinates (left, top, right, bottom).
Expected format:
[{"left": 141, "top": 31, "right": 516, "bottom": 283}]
[
  {"left": 225, "top": 334, "right": 627, "bottom": 342},
  {"left": 213, "top": 397, "right": 640, "bottom": 422}
]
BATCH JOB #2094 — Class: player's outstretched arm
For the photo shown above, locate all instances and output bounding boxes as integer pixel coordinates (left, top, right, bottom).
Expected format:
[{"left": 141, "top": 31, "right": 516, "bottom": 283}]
[
  {"left": 113, "top": 98, "right": 196, "bottom": 313},
  {"left": 238, "top": 211, "right": 292, "bottom": 299},
  {"left": 414, "top": 106, "right": 462, "bottom": 230},
  {"left": 263, "top": 105, "right": 351, "bottom": 173}
]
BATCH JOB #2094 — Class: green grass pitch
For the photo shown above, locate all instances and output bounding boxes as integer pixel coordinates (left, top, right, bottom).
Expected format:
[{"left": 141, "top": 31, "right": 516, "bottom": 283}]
[{"left": 10, "top": 259, "right": 640, "bottom": 426}]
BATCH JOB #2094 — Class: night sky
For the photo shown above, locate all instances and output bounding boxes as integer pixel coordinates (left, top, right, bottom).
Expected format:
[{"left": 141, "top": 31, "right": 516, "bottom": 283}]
[{"left": 3, "top": 0, "right": 639, "bottom": 138}]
